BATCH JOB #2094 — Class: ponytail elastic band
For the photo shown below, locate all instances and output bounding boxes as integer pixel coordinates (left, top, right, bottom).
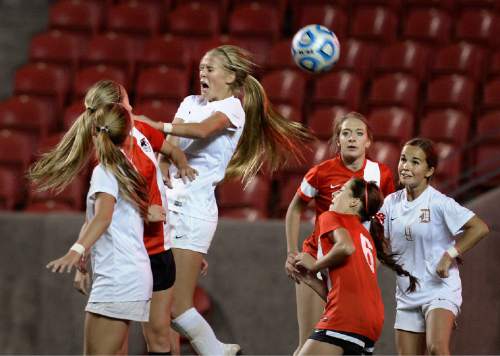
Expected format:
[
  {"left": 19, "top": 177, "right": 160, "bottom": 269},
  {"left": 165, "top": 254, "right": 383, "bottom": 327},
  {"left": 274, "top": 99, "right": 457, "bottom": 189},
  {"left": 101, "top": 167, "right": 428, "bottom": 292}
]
[
  {"left": 70, "top": 243, "right": 85, "bottom": 255},
  {"left": 446, "top": 246, "right": 460, "bottom": 258},
  {"left": 96, "top": 125, "right": 110, "bottom": 134},
  {"left": 163, "top": 123, "right": 173, "bottom": 134}
]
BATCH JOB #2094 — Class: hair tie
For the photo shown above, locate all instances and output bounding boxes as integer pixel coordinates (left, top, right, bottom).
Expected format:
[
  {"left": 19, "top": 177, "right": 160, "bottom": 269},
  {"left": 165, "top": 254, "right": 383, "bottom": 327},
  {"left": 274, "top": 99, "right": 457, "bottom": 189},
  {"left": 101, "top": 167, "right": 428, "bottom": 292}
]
[
  {"left": 86, "top": 106, "right": 96, "bottom": 114},
  {"left": 96, "top": 125, "right": 110, "bottom": 134},
  {"left": 373, "top": 212, "right": 385, "bottom": 225}
]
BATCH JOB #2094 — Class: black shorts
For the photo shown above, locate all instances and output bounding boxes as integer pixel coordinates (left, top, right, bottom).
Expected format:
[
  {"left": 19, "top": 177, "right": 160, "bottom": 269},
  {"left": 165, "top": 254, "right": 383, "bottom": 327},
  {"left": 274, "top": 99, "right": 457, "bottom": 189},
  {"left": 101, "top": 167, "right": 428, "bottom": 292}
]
[
  {"left": 150, "top": 249, "right": 176, "bottom": 292},
  {"left": 309, "top": 329, "right": 375, "bottom": 355}
]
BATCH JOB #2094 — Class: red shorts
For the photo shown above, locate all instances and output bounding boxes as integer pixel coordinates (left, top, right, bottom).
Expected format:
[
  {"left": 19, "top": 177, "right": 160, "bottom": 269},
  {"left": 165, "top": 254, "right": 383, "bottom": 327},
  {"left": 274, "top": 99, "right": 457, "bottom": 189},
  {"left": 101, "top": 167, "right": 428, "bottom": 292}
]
[{"left": 302, "top": 234, "right": 318, "bottom": 258}]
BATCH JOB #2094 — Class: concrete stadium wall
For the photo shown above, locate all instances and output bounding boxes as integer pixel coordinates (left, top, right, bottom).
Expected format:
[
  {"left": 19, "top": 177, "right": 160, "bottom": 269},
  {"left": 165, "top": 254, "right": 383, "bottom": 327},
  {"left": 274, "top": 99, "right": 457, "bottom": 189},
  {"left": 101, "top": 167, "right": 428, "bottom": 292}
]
[{"left": 0, "top": 188, "right": 499, "bottom": 354}]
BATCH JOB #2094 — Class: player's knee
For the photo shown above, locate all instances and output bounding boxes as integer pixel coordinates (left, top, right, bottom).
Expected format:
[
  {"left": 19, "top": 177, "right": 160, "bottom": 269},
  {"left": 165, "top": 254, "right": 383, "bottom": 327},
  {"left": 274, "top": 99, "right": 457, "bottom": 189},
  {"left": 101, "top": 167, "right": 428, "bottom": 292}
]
[{"left": 427, "top": 340, "right": 449, "bottom": 355}]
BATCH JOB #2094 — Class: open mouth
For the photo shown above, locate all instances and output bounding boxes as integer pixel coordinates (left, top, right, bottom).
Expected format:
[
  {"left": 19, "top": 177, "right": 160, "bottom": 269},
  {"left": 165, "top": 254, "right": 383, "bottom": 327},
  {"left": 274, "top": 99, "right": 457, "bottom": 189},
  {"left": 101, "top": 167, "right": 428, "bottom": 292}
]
[{"left": 200, "top": 81, "right": 209, "bottom": 90}]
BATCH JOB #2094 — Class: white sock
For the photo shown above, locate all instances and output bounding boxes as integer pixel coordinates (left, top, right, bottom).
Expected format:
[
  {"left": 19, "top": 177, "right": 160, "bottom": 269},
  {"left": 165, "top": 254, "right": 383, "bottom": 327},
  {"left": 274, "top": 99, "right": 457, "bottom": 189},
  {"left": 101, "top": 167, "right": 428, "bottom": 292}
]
[{"left": 171, "top": 307, "right": 223, "bottom": 355}]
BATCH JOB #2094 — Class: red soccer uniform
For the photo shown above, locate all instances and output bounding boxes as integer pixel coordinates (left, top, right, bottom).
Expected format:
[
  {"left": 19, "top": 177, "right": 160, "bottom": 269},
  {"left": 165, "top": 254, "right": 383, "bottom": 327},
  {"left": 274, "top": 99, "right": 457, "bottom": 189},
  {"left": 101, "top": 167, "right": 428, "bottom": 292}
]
[
  {"left": 131, "top": 121, "right": 170, "bottom": 255},
  {"left": 297, "top": 156, "right": 394, "bottom": 257},
  {"left": 316, "top": 211, "right": 384, "bottom": 342}
]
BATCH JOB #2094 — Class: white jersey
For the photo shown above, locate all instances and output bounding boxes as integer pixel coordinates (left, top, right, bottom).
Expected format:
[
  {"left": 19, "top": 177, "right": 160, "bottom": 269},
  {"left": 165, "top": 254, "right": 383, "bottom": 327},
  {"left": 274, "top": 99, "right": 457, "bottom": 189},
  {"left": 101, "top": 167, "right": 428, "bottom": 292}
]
[
  {"left": 380, "top": 185, "right": 474, "bottom": 309},
  {"left": 167, "top": 95, "right": 245, "bottom": 221},
  {"left": 86, "top": 165, "right": 153, "bottom": 303}
]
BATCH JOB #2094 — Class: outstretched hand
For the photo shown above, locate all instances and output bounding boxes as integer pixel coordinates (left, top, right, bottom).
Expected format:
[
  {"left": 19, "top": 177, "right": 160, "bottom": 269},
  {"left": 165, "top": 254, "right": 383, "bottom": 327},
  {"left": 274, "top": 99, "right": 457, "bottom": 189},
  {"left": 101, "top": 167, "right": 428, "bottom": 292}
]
[
  {"left": 175, "top": 166, "right": 198, "bottom": 184},
  {"left": 436, "top": 252, "right": 453, "bottom": 278},
  {"left": 73, "top": 270, "right": 91, "bottom": 295},
  {"left": 46, "top": 250, "right": 81, "bottom": 274}
]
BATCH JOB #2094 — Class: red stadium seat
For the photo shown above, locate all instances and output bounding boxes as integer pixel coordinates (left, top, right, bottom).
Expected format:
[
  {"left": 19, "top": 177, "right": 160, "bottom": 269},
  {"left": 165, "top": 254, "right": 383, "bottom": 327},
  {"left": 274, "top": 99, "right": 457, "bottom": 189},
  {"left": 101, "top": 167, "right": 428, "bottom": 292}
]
[
  {"left": 350, "top": 6, "right": 398, "bottom": 44},
  {"left": 265, "top": 39, "right": 295, "bottom": 71},
  {"left": 24, "top": 201, "right": 79, "bottom": 212},
  {"left": 455, "top": 8, "right": 496, "bottom": 47},
  {"left": 280, "top": 140, "right": 332, "bottom": 176},
  {"left": 83, "top": 33, "right": 140, "bottom": 84},
  {"left": 373, "top": 41, "right": 430, "bottom": 80},
  {"left": 217, "top": 175, "right": 271, "bottom": 217},
  {"left": 368, "top": 141, "right": 400, "bottom": 174},
  {"left": 0, "top": 130, "right": 32, "bottom": 202},
  {"left": 62, "top": 101, "right": 85, "bottom": 130},
  {"left": 0, "top": 168, "right": 19, "bottom": 210},
  {"left": 425, "top": 75, "right": 475, "bottom": 115},
  {"left": 294, "top": 4, "right": 348, "bottom": 40},
  {"left": 14, "top": 62, "right": 70, "bottom": 112},
  {"left": 72, "top": 65, "right": 127, "bottom": 101},
  {"left": 487, "top": 50, "right": 500, "bottom": 79},
  {"left": 473, "top": 144, "right": 500, "bottom": 187},
  {"left": 476, "top": 111, "right": 500, "bottom": 142},
  {"left": 229, "top": 3, "right": 281, "bottom": 41},
  {"left": 457, "top": 0, "right": 498, "bottom": 10},
  {"left": 276, "top": 174, "right": 304, "bottom": 218},
  {"left": 308, "top": 106, "right": 350, "bottom": 141},
  {"left": 419, "top": 110, "right": 470, "bottom": 146},
  {"left": 106, "top": 2, "right": 162, "bottom": 37},
  {"left": 430, "top": 42, "right": 485, "bottom": 82},
  {"left": 367, "top": 74, "right": 419, "bottom": 113},
  {"left": 219, "top": 207, "right": 266, "bottom": 221},
  {"left": 48, "top": 0, "right": 104, "bottom": 36},
  {"left": 0, "top": 95, "right": 53, "bottom": 144},
  {"left": 139, "top": 35, "right": 191, "bottom": 71},
  {"left": 168, "top": 2, "right": 220, "bottom": 38},
  {"left": 433, "top": 142, "right": 462, "bottom": 192},
  {"left": 135, "top": 66, "right": 190, "bottom": 105},
  {"left": 29, "top": 30, "right": 86, "bottom": 70},
  {"left": 403, "top": 8, "right": 451, "bottom": 46},
  {"left": 313, "top": 71, "right": 362, "bottom": 111},
  {"left": 274, "top": 104, "right": 303, "bottom": 123},
  {"left": 261, "top": 70, "right": 307, "bottom": 113},
  {"left": 134, "top": 100, "right": 178, "bottom": 123},
  {"left": 334, "top": 39, "right": 375, "bottom": 80},
  {"left": 404, "top": 0, "right": 454, "bottom": 11},
  {"left": 481, "top": 78, "right": 500, "bottom": 113},
  {"left": 368, "top": 108, "right": 414, "bottom": 146}
]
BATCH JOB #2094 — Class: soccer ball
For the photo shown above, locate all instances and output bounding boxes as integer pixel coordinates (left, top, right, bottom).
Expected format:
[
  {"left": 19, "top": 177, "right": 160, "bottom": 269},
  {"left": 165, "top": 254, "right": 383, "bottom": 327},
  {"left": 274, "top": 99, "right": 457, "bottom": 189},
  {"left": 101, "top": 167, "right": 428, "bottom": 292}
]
[{"left": 291, "top": 24, "right": 340, "bottom": 73}]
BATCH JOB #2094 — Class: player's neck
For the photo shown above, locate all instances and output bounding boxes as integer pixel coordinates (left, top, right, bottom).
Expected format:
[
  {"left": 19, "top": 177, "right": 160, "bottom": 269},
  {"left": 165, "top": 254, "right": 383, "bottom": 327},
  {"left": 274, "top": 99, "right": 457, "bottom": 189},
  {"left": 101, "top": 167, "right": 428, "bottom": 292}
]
[
  {"left": 342, "top": 154, "right": 365, "bottom": 172},
  {"left": 405, "top": 183, "right": 429, "bottom": 201}
]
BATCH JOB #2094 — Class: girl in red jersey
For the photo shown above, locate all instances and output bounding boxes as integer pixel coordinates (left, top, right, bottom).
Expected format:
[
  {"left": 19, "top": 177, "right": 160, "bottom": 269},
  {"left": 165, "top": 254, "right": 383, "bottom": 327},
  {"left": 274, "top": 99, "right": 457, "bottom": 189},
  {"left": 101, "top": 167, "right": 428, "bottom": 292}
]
[
  {"left": 285, "top": 112, "right": 395, "bottom": 354},
  {"left": 294, "top": 178, "right": 417, "bottom": 355}
]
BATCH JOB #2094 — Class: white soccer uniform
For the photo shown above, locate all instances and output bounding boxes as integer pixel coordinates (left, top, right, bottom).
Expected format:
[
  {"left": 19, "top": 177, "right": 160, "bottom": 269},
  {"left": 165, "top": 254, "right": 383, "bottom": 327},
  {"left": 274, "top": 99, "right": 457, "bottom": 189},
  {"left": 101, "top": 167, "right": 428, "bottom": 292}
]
[
  {"left": 86, "top": 165, "right": 153, "bottom": 306},
  {"left": 380, "top": 185, "right": 475, "bottom": 331},
  {"left": 166, "top": 95, "right": 245, "bottom": 253}
]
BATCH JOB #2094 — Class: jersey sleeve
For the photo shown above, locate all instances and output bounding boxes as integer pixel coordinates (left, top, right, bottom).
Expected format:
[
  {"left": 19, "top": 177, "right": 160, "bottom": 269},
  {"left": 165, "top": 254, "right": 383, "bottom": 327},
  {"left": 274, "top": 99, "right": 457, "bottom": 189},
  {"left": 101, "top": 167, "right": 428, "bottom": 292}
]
[
  {"left": 438, "top": 194, "right": 475, "bottom": 236},
  {"left": 318, "top": 211, "right": 343, "bottom": 238},
  {"left": 174, "top": 95, "right": 194, "bottom": 120},
  {"left": 297, "top": 165, "right": 319, "bottom": 202},
  {"left": 134, "top": 121, "right": 165, "bottom": 152},
  {"left": 211, "top": 97, "right": 245, "bottom": 131},
  {"left": 379, "top": 163, "right": 395, "bottom": 197},
  {"left": 88, "top": 165, "right": 119, "bottom": 200}
]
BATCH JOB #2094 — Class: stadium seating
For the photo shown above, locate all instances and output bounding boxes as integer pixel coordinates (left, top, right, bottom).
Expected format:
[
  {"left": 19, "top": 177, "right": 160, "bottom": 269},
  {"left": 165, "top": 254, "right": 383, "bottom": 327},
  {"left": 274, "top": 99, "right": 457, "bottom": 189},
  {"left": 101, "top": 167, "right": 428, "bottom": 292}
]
[
  {"left": 313, "top": 71, "right": 362, "bottom": 111},
  {"left": 419, "top": 110, "right": 470, "bottom": 146},
  {"left": 373, "top": 40, "right": 430, "bottom": 80},
  {"left": 368, "top": 108, "right": 414, "bottom": 146}
]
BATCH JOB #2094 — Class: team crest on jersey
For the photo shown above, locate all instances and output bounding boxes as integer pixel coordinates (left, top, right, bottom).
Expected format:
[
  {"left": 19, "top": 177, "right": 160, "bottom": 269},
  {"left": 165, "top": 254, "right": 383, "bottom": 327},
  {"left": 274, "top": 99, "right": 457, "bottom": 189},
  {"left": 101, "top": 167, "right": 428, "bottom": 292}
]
[
  {"left": 419, "top": 209, "right": 430, "bottom": 223},
  {"left": 140, "top": 138, "right": 152, "bottom": 153}
]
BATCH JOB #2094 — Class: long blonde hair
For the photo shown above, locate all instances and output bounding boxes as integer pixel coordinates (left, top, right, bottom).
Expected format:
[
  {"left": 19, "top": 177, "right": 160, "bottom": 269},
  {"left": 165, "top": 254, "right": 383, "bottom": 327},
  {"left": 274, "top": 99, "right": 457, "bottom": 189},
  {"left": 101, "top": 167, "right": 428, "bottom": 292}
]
[
  {"left": 209, "top": 45, "right": 314, "bottom": 183},
  {"left": 28, "top": 101, "right": 149, "bottom": 218}
]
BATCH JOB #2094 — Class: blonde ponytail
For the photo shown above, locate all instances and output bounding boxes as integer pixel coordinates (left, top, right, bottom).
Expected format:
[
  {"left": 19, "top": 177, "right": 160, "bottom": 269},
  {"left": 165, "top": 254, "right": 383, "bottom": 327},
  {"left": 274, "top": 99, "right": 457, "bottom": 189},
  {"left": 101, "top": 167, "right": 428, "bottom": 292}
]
[{"left": 211, "top": 45, "right": 314, "bottom": 184}]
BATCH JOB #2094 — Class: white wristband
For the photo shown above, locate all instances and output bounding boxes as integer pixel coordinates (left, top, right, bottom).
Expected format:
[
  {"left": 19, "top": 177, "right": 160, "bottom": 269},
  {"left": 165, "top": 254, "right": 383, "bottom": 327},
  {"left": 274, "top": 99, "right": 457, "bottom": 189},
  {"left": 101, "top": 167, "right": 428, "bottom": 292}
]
[
  {"left": 70, "top": 243, "right": 85, "bottom": 255},
  {"left": 446, "top": 246, "right": 459, "bottom": 258},
  {"left": 163, "top": 122, "right": 173, "bottom": 134}
]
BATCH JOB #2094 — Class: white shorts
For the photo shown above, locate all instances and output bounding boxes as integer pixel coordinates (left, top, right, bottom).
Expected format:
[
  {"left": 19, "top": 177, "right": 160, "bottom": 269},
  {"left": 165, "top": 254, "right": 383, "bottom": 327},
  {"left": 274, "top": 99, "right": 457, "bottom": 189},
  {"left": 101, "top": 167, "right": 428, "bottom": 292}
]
[
  {"left": 394, "top": 298, "right": 460, "bottom": 333},
  {"left": 168, "top": 210, "right": 218, "bottom": 254},
  {"left": 85, "top": 300, "right": 151, "bottom": 322}
]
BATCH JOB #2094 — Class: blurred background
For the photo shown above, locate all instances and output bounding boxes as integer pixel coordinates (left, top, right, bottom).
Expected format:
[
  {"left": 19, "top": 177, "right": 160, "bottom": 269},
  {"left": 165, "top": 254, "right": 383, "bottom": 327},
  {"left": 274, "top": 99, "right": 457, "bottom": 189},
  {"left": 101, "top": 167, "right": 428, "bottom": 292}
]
[{"left": 0, "top": 0, "right": 499, "bottom": 354}]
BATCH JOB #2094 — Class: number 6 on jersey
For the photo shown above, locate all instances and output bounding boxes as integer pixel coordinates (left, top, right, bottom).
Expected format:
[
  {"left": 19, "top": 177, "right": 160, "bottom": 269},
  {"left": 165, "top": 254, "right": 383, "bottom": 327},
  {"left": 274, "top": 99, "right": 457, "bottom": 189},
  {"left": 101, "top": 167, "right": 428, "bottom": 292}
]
[{"left": 360, "top": 234, "right": 375, "bottom": 273}]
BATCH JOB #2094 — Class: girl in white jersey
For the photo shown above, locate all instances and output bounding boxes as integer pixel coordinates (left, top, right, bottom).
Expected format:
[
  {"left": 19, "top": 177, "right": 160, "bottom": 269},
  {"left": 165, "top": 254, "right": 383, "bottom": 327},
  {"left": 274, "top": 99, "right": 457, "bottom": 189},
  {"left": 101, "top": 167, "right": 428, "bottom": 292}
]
[
  {"left": 284, "top": 112, "right": 395, "bottom": 355},
  {"left": 69, "top": 80, "right": 197, "bottom": 355},
  {"left": 29, "top": 103, "right": 153, "bottom": 354},
  {"left": 380, "top": 138, "right": 489, "bottom": 355},
  {"left": 140, "top": 45, "right": 313, "bottom": 355}
]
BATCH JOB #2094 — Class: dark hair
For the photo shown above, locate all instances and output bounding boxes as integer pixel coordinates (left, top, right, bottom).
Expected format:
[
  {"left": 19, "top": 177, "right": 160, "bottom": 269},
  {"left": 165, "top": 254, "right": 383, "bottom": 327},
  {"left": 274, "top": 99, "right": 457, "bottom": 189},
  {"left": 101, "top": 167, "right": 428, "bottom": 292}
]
[
  {"left": 350, "top": 178, "right": 419, "bottom": 292},
  {"left": 331, "top": 112, "right": 373, "bottom": 153},
  {"left": 403, "top": 137, "right": 439, "bottom": 176}
]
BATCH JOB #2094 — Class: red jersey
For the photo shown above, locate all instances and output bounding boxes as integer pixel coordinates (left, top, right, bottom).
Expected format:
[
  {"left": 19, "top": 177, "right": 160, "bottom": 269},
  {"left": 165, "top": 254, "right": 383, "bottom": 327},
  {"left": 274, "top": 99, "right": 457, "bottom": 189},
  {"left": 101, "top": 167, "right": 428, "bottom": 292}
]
[
  {"left": 131, "top": 121, "right": 169, "bottom": 255},
  {"left": 298, "top": 156, "right": 394, "bottom": 257},
  {"left": 316, "top": 211, "right": 384, "bottom": 342}
]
